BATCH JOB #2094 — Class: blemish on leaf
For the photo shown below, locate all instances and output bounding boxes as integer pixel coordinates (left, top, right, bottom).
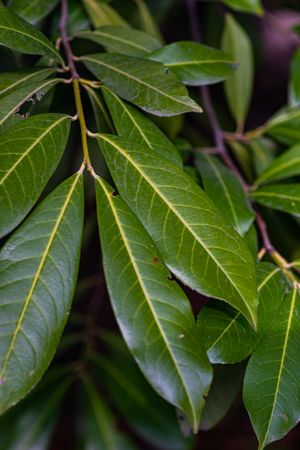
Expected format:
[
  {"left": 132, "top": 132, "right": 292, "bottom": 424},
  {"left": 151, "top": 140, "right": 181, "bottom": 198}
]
[
  {"left": 111, "top": 190, "right": 118, "bottom": 197},
  {"left": 152, "top": 256, "right": 159, "bottom": 264}
]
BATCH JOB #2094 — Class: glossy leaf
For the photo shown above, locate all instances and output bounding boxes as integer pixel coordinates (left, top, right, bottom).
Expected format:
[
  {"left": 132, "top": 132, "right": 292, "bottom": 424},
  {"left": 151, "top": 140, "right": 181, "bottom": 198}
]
[
  {"left": 0, "top": 78, "right": 62, "bottom": 129},
  {"left": 102, "top": 85, "right": 182, "bottom": 167},
  {"left": 149, "top": 41, "right": 238, "bottom": 86},
  {"left": 198, "top": 263, "right": 285, "bottom": 364},
  {"left": 9, "top": 0, "right": 59, "bottom": 24},
  {"left": 0, "top": 113, "right": 72, "bottom": 238},
  {"left": 251, "top": 184, "right": 300, "bottom": 216},
  {"left": 96, "top": 134, "right": 258, "bottom": 327},
  {"left": 95, "top": 176, "right": 212, "bottom": 432},
  {"left": 265, "top": 108, "right": 300, "bottom": 145},
  {"left": 0, "top": 67, "right": 55, "bottom": 99},
  {"left": 0, "top": 6, "right": 63, "bottom": 64},
  {"left": 82, "top": 53, "right": 202, "bottom": 116},
  {"left": 243, "top": 286, "right": 300, "bottom": 450},
  {"left": 255, "top": 143, "right": 300, "bottom": 185},
  {"left": 222, "top": 14, "right": 253, "bottom": 129},
  {"left": 82, "top": 0, "right": 128, "bottom": 28},
  {"left": 77, "top": 26, "right": 161, "bottom": 57},
  {"left": 0, "top": 172, "right": 84, "bottom": 415},
  {"left": 195, "top": 153, "right": 254, "bottom": 235},
  {"left": 222, "top": 0, "right": 263, "bottom": 15}
]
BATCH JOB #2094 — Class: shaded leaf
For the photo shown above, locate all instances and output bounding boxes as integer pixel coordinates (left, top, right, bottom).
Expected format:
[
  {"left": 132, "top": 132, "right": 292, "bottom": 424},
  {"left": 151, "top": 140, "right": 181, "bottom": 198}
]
[
  {"left": 133, "top": 0, "right": 163, "bottom": 42},
  {"left": 96, "top": 134, "right": 258, "bottom": 327},
  {"left": 0, "top": 172, "right": 84, "bottom": 415},
  {"left": 221, "top": 0, "right": 263, "bottom": 15},
  {"left": 251, "top": 184, "right": 300, "bottom": 216},
  {"left": 82, "top": 53, "right": 202, "bottom": 116},
  {"left": 0, "top": 6, "right": 63, "bottom": 64},
  {"left": 249, "top": 137, "right": 276, "bottom": 177},
  {"left": 222, "top": 14, "right": 253, "bottom": 129},
  {"left": 102, "top": 85, "right": 182, "bottom": 167},
  {"left": 0, "top": 67, "right": 55, "bottom": 99},
  {"left": 10, "top": 0, "right": 59, "bottom": 25},
  {"left": 85, "top": 85, "right": 114, "bottom": 133},
  {"left": 149, "top": 41, "right": 238, "bottom": 86},
  {"left": 265, "top": 108, "right": 300, "bottom": 145},
  {"left": 289, "top": 48, "right": 300, "bottom": 108},
  {"left": 243, "top": 286, "right": 300, "bottom": 450},
  {"left": 0, "top": 113, "right": 71, "bottom": 238},
  {"left": 195, "top": 153, "right": 254, "bottom": 235},
  {"left": 95, "top": 176, "right": 212, "bottom": 432},
  {"left": 77, "top": 25, "right": 161, "bottom": 57},
  {"left": 82, "top": 0, "right": 128, "bottom": 28}
]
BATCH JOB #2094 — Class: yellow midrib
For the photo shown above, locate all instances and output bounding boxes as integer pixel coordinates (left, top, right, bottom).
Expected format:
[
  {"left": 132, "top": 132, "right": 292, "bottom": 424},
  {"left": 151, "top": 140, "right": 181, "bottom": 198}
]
[{"left": 86, "top": 30, "right": 151, "bottom": 52}]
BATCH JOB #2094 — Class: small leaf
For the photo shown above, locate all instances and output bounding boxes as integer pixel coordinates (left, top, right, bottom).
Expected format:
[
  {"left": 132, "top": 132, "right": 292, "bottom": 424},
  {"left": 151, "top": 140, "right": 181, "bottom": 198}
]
[
  {"left": 134, "top": 0, "right": 163, "bottom": 42},
  {"left": 77, "top": 26, "right": 161, "bottom": 57},
  {"left": 0, "top": 67, "right": 55, "bottom": 99},
  {"left": 82, "top": 0, "right": 128, "bottom": 28},
  {"left": 149, "top": 41, "right": 238, "bottom": 86},
  {"left": 0, "top": 113, "right": 72, "bottom": 237},
  {"left": 0, "top": 6, "right": 63, "bottom": 64},
  {"left": 82, "top": 53, "right": 202, "bottom": 116},
  {"left": 102, "top": 86, "right": 182, "bottom": 167},
  {"left": 195, "top": 153, "right": 255, "bottom": 235},
  {"left": 0, "top": 172, "right": 84, "bottom": 415},
  {"left": 198, "top": 263, "right": 285, "bottom": 364},
  {"left": 95, "top": 177, "right": 212, "bottom": 432},
  {"left": 265, "top": 108, "right": 300, "bottom": 145},
  {"left": 289, "top": 48, "right": 300, "bottom": 108},
  {"left": 221, "top": 0, "right": 263, "bottom": 15},
  {"left": 96, "top": 134, "right": 258, "bottom": 327},
  {"left": 251, "top": 184, "right": 300, "bottom": 216},
  {"left": 243, "top": 286, "right": 300, "bottom": 450},
  {"left": 222, "top": 14, "right": 253, "bottom": 130},
  {"left": 10, "top": 0, "right": 59, "bottom": 25},
  {"left": 255, "top": 143, "right": 300, "bottom": 185}
]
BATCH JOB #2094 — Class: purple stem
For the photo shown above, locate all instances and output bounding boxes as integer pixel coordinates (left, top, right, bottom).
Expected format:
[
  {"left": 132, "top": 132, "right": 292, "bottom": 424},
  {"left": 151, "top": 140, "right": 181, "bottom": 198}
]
[{"left": 59, "top": 0, "right": 79, "bottom": 79}]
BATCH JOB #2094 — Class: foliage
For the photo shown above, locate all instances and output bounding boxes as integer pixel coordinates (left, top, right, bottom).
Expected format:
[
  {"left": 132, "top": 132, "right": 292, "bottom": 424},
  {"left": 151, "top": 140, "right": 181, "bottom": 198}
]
[{"left": 0, "top": 0, "right": 299, "bottom": 449}]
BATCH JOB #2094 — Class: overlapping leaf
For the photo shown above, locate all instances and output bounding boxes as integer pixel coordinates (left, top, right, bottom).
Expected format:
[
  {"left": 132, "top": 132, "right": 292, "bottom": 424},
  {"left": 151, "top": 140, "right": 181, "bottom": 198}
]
[
  {"left": 82, "top": 53, "right": 202, "bottom": 116},
  {"left": 102, "top": 86, "right": 182, "bottom": 167},
  {"left": 0, "top": 113, "right": 72, "bottom": 237},
  {"left": 96, "top": 134, "right": 258, "bottom": 327},
  {"left": 0, "top": 6, "right": 63, "bottom": 63},
  {"left": 251, "top": 184, "right": 300, "bottom": 216},
  {"left": 0, "top": 173, "right": 84, "bottom": 415},
  {"left": 149, "top": 41, "right": 238, "bottom": 86},
  {"left": 9, "top": 0, "right": 59, "bottom": 25},
  {"left": 82, "top": 0, "right": 128, "bottom": 27},
  {"left": 221, "top": 0, "right": 263, "bottom": 15},
  {"left": 266, "top": 108, "right": 300, "bottom": 145},
  {"left": 244, "top": 286, "right": 300, "bottom": 450},
  {"left": 0, "top": 67, "right": 55, "bottom": 99},
  {"left": 195, "top": 153, "right": 254, "bottom": 235},
  {"left": 95, "top": 177, "right": 212, "bottom": 431}
]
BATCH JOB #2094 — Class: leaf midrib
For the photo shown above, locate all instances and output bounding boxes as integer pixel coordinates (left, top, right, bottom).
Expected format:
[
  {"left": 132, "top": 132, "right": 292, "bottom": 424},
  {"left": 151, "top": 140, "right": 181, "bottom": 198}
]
[
  {"left": 166, "top": 58, "right": 236, "bottom": 68},
  {"left": 81, "top": 30, "right": 152, "bottom": 53},
  {"left": 258, "top": 156, "right": 300, "bottom": 183},
  {"left": 0, "top": 68, "right": 53, "bottom": 98}
]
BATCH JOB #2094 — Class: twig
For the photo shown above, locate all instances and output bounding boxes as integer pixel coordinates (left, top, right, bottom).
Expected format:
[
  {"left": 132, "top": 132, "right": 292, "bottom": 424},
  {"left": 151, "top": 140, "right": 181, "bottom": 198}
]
[{"left": 59, "top": 0, "right": 79, "bottom": 79}]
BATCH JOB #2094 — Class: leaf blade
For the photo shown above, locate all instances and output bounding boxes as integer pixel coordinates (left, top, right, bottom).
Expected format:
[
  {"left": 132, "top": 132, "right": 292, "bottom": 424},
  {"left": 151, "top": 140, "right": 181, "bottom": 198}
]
[{"left": 251, "top": 183, "right": 300, "bottom": 216}]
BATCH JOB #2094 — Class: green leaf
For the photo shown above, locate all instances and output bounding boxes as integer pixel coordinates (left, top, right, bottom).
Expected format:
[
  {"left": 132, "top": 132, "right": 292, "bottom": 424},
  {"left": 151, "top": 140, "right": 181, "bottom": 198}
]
[
  {"left": 255, "top": 144, "right": 300, "bottom": 185},
  {"left": 96, "top": 134, "right": 258, "bottom": 327},
  {"left": 95, "top": 176, "right": 212, "bottom": 432},
  {"left": 251, "top": 184, "right": 300, "bottom": 216},
  {"left": 84, "top": 85, "right": 114, "bottom": 133},
  {"left": 92, "top": 333, "right": 190, "bottom": 450},
  {"left": 0, "top": 6, "right": 63, "bottom": 64},
  {"left": 77, "top": 26, "right": 161, "bottom": 57},
  {"left": 0, "top": 67, "right": 55, "bottom": 99},
  {"left": 0, "top": 113, "right": 72, "bottom": 238},
  {"left": 81, "top": 374, "right": 137, "bottom": 450},
  {"left": 197, "top": 263, "right": 285, "bottom": 364},
  {"left": 289, "top": 48, "right": 300, "bottom": 108},
  {"left": 265, "top": 108, "right": 300, "bottom": 145},
  {"left": 0, "top": 78, "right": 62, "bottom": 130},
  {"left": 243, "top": 286, "right": 300, "bottom": 450},
  {"left": 82, "top": 0, "right": 128, "bottom": 28},
  {"left": 0, "top": 172, "right": 84, "bottom": 415},
  {"left": 148, "top": 41, "right": 238, "bottom": 86},
  {"left": 133, "top": 0, "right": 163, "bottom": 42},
  {"left": 195, "top": 153, "right": 254, "bottom": 235},
  {"left": 249, "top": 137, "right": 276, "bottom": 177},
  {"left": 221, "top": 14, "right": 253, "bottom": 129},
  {"left": 221, "top": 0, "right": 263, "bottom": 15},
  {"left": 102, "top": 86, "right": 182, "bottom": 167},
  {"left": 9, "top": 0, "right": 59, "bottom": 25},
  {"left": 200, "top": 363, "right": 245, "bottom": 430},
  {"left": 81, "top": 53, "right": 202, "bottom": 116}
]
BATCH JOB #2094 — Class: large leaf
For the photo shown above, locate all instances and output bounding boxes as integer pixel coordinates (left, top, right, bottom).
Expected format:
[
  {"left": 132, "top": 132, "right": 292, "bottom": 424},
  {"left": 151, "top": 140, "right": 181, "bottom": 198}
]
[
  {"left": 0, "top": 6, "right": 63, "bottom": 64},
  {"left": 197, "top": 263, "right": 285, "bottom": 364},
  {"left": 251, "top": 184, "right": 300, "bottom": 216},
  {"left": 149, "top": 41, "right": 238, "bottom": 86},
  {"left": 0, "top": 172, "right": 84, "bottom": 415},
  {"left": 0, "top": 78, "right": 62, "bottom": 129},
  {"left": 82, "top": 0, "right": 128, "bottom": 27},
  {"left": 0, "top": 67, "right": 55, "bottom": 99},
  {"left": 265, "top": 108, "right": 300, "bottom": 145},
  {"left": 0, "top": 113, "right": 72, "bottom": 238},
  {"left": 195, "top": 153, "right": 254, "bottom": 235},
  {"left": 243, "top": 286, "right": 300, "bottom": 450},
  {"left": 95, "top": 176, "right": 212, "bottom": 431},
  {"left": 81, "top": 53, "right": 202, "bottom": 116},
  {"left": 77, "top": 26, "right": 161, "bottom": 57},
  {"left": 9, "top": 0, "right": 59, "bottom": 25},
  {"left": 102, "top": 86, "right": 182, "bottom": 167},
  {"left": 221, "top": 0, "right": 263, "bottom": 15},
  {"left": 95, "top": 134, "right": 258, "bottom": 327},
  {"left": 255, "top": 144, "right": 300, "bottom": 185},
  {"left": 221, "top": 14, "right": 253, "bottom": 129}
]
